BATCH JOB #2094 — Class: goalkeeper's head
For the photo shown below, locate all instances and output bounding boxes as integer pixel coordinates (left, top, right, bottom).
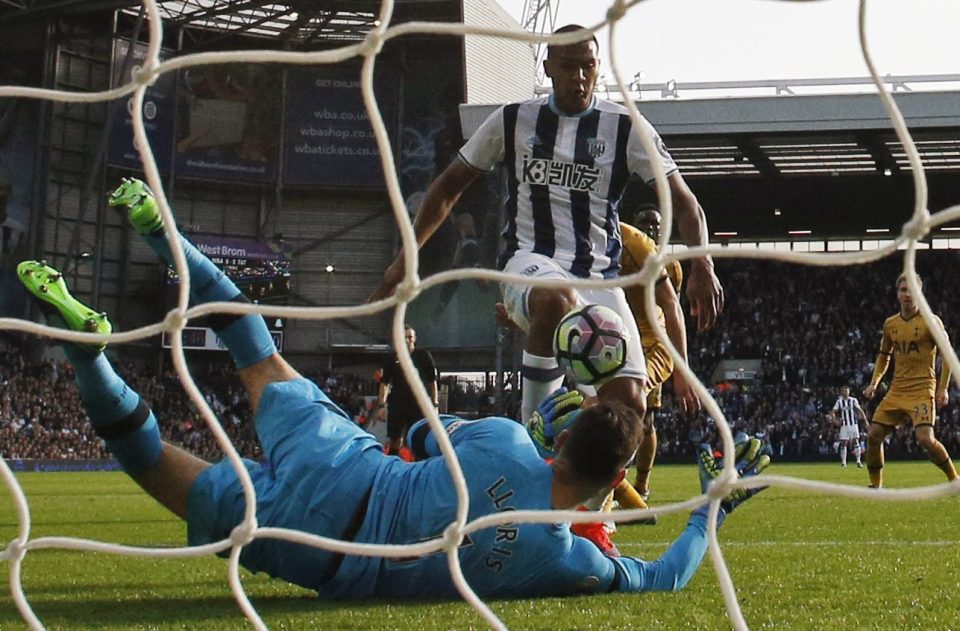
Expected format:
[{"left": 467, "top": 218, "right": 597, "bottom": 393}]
[{"left": 552, "top": 401, "right": 642, "bottom": 501}]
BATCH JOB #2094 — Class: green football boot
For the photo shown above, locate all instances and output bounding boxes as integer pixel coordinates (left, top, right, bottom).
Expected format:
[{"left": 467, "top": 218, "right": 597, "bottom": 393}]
[
  {"left": 108, "top": 177, "right": 163, "bottom": 235},
  {"left": 16, "top": 260, "right": 112, "bottom": 353}
]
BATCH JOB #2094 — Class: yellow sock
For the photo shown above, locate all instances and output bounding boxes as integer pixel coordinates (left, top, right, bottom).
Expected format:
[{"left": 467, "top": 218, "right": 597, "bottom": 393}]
[
  {"left": 613, "top": 479, "right": 649, "bottom": 510},
  {"left": 930, "top": 442, "right": 958, "bottom": 481}
]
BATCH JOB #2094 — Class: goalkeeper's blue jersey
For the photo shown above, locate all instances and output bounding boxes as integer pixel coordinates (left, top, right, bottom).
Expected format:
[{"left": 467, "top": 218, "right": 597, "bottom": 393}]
[{"left": 320, "top": 416, "right": 708, "bottom": 599}]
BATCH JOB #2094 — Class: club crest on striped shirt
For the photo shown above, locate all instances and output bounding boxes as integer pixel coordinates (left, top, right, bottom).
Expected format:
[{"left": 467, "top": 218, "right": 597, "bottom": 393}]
[{"left": 586, "top": 138, "right": 606, "bottom": 158}]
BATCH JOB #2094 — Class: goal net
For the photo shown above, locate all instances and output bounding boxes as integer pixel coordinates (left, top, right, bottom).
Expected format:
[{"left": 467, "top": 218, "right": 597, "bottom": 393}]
[{"left": 0, "top": 1, "right": 958, "bottom": 629}]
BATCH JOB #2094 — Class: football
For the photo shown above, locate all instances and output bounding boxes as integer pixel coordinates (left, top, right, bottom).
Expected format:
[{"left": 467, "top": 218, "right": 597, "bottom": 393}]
[{"left": 553, "top": 304, "right": 629, "bottom": 386}]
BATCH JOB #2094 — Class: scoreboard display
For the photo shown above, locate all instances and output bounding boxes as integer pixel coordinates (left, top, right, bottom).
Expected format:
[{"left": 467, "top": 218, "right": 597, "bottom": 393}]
[{"left": 162, "top": 234, "right": 290, "bottom": 351}]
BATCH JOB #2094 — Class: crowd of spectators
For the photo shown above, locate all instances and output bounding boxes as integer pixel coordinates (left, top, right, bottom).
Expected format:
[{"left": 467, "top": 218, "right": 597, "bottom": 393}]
[
  {"left": 0, "top": 335, "right": 375, "bottom": 462},
  {"left": 652, "top": 251, "right": 960, "bottom": 462},
  {"left": 3, "top": 251, "right": 960, "bottom": 466}
]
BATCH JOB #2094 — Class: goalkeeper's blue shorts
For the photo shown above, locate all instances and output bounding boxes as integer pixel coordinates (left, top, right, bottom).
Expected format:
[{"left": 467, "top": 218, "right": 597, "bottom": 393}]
[{"left": 185, "top": 378, "right": 386, "bottom": 590}]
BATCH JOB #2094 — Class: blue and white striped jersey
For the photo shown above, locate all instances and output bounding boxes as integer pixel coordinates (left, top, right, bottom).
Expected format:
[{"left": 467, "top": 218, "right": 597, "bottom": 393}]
[
  {"left": 832, "top": 396, "right": 862, "bottom": 427},
  {"left": 459, "top": 95, "right": 678, "bottom": 279}
]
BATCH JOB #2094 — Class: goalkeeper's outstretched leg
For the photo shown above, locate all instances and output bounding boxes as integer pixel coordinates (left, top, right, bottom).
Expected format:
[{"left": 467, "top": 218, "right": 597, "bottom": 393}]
[
  {"left": 17, "top": 259, "right": 208, "bottom": 517},
  {"left": 20, "top": 180, "right": 376, "bottom": 585},
  {"left": 108, "top": 178, "right": 302, "bottom": 410},
  {"left": 16, "top": 255, "right": 287, "bottom": 518}
]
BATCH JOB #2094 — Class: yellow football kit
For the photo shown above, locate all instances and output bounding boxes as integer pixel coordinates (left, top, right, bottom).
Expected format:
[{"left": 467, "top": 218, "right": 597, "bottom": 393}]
[
  {"left": 619, "top": 223, "right": 682, "bottom": 409},
  {"left": 871, "top": 312, "right": 951, "bottom": 428}
]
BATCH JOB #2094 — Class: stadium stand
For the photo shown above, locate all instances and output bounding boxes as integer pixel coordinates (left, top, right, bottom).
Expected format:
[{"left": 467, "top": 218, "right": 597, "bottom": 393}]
[{"left": 3, "top": 254, "right": 959, "bottom": 464}]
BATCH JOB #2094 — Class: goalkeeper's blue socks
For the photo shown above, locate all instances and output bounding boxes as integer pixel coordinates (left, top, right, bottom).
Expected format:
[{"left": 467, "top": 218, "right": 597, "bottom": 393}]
[
  {"left": 70, "top": 352, "right": 162, "bottom": 476},
  {"left": 134, "top": 206, "right": 275, "bottom": 369},
  {"left": 16, "top": 259, "right": 162, "bottom": 475}
]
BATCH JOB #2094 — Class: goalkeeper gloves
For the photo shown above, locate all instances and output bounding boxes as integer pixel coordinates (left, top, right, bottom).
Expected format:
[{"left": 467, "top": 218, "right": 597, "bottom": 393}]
[
  {"left": 697, "top": 433, "right": 771, "bottom": 514},
  {"left": 526, "top": 387, "right": 584, "bottom": 458}
]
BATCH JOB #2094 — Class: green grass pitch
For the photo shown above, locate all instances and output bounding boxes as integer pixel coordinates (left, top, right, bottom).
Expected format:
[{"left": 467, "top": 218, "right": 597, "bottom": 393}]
[{"left": 1, "top": 462, "right": 958, "bottom": 630}]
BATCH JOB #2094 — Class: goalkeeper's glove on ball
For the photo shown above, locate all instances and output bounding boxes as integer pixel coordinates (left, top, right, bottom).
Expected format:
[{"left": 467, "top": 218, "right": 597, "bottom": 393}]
[{"left": 526, "top": 387, "right": 584, "bottom": 458}]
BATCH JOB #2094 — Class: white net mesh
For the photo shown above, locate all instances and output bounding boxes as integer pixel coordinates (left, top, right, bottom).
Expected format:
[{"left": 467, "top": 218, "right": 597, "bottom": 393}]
[{"left": 0, "top": 1, "right": 959, "bottom": 629}]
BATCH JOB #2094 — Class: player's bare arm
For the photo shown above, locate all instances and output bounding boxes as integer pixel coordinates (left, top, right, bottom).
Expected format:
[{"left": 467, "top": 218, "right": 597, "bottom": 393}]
[
  {"left": 663, "top": 172, "right": 723, "bottom": 331},
  {"left": 374, "top": 382, "right": 389, "bottom": 422},
  {"left": 654, "top": 275, "right": 698, "bottom": 414},
  {"left": 368, "top": 158, "right": 480, "bottom": 302},
  {"left": 865, "top": 329, "right": 893, "bottom": 400},
  {"left": 855, "top": 402, "right": 868, "bottom": 425},
  {"left": 935, "top": 324, "right": 951, "bottom": 409}
]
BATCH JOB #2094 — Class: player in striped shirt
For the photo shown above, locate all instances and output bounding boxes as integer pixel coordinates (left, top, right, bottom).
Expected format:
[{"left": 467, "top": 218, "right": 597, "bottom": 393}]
[
  {"left": 371, "top": 25, "right": 722, "bottom": 438},
  {"left": 863, "top": 273, "right": 957, "bottom": 488},
  {"left": 828, "top": 386, "right": 867, "bottom": 468}
]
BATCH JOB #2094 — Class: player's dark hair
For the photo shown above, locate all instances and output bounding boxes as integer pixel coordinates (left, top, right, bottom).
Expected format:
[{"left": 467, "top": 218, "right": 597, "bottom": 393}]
[
  {"left": 547, "top": 24, "right": 599, "bottom": 56},
  {"left": 560, "top": 401, "right": 641, "bottom": 489}
]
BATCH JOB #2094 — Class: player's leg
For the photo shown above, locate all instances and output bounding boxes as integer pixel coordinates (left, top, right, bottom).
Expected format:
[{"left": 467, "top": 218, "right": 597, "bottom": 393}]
[
  {"left": 384, "top": 403, "right": 405, "bottom": 455},
  {"left": 16, "top": 261, "right": 208, "bottom": 518},
  {"left": 634, "top": 409, "right": 657, "bottom": 494},
  {"left": 385, "top": 414, "right": 403, "bottom": 455},
  {"left": 234, "top": 353, "right": 302, "bottom": 414},
  {"left": 613, "top": 390, "right": 657, "bottom": 511},
  {"left": 501, "top": 254, "right": 576, "bottom": 422},
  {"left": 522, "top": 286, "right": 578, "bottom": 420},
  {"left": 633, "top": 353, "right": 671, "bottom": 498},
  {"left": 914, "top": 424, "right": 959, "bottom": 482},
  {"left": 109, "top": 178, "right": 277, "bottom": 371},
  {"left": 596, "top": 377, "right": 646, "bottom": 418},
  {"left": 865, "top": 405, "right": 897, "bottom": 487},
  {"left": 398, "top": 410, "right": 420, "bottom": 461},
  {"left": 384, "top": 403, "right": 417, "bottom": 458},
  {"left": 853, "top": 436, "right": 863, "bottom": 466},
  {"left": 611, "top": 406, "right": 653, "bottom": 514},
  {"left": 626, "top": 339, "right": 671, "bottom": 505},
  {"left": 839, "top": 439, "right": 848, "bottom": 467},
  {"left": 109, "top": 178, "right": 297, "bottom": 410},
  {"left": 571, "top": 287, "right": 647, "bottom": 517}
]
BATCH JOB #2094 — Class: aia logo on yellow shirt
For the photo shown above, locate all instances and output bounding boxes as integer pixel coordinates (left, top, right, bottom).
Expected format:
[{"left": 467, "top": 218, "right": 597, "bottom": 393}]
[{"left": 893, "top": 340, "right": 920, "bottom": 354}]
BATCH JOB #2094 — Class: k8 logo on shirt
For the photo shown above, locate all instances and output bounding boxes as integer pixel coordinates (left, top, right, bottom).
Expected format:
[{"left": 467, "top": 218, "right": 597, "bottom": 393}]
[{"left": 521, "top": 155, "right": 603, "bottom": 193}]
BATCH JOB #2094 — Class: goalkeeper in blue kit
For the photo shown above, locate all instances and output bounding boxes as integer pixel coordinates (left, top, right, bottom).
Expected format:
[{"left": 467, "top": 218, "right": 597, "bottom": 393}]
[{"left": 16, "top": 178, "right": 770, "bottom": 600}]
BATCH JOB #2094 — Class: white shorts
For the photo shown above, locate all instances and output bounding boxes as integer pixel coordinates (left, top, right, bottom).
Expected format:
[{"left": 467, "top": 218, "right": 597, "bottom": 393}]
[
  {"left": 501, "top": 252, "right": 646, "bottom": 382},
  {"left": 838, "top": 425, "right": 860, "bottom": 441}
]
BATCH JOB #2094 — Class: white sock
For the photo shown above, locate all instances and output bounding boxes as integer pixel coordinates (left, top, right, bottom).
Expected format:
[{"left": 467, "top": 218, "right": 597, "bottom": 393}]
[
  {"left": 582, "top": 488, "right": 611, "bottom": 511},
  {"left": 854, "top": 445, "right": 862, "bottom": 464},
  {"left": 840, "top": 444, "right": 847, "bottom": 465},
  {"left": 521, "top": 351, "right": 565, "bottom": 422}
]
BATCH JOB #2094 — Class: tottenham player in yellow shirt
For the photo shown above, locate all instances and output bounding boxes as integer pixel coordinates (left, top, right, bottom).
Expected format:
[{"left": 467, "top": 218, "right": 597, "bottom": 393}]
[
  {"left": 863, "top": 273, "right": 958, "bottom": 488},
  {"left": 618, "top": 196, "right": 700, "bottom": 502}
]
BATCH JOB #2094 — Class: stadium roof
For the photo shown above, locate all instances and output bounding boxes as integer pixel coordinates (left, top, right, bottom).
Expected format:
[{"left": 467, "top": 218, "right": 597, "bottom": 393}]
[{"left": 0, "top": 1, "right": 459, "bottom": 43}]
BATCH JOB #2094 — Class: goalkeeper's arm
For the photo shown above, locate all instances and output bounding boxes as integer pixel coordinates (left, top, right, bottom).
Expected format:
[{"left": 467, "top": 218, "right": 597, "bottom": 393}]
[
  {"left": 608, "top": 509, "right": 712, "bottom": 592},
  {"left": 607, "top": 453, "right": 765, "bottom": 593},
  {"left": 406, "top": 415, "right": 502, "bottom": 460},
  {"left": 608, "top": 434, "right": 772, "bottom": 592}
]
